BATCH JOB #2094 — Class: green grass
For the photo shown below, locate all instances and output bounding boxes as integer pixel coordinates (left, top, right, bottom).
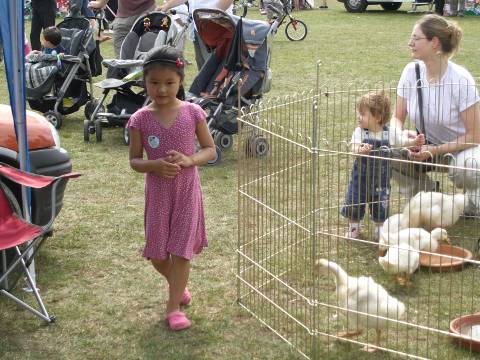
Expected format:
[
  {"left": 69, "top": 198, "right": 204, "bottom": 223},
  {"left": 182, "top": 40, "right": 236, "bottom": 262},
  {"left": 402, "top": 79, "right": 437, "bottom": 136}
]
[{"left": 1, "top": 3, "right": 480, "bottom": 360}]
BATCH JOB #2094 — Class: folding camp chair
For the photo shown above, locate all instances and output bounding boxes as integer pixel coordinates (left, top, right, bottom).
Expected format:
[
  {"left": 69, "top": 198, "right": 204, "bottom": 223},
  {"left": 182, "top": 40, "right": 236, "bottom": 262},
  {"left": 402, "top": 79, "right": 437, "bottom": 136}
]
[{"left": 0, "top": 163, "right": 80, "bottom": 322}]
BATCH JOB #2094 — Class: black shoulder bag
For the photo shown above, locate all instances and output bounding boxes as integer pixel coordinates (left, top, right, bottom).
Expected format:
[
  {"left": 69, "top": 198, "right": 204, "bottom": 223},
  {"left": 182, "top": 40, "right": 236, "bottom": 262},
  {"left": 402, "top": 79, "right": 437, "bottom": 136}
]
[{"left": 415, "top": 62, "right": 426, "bottom": 136}]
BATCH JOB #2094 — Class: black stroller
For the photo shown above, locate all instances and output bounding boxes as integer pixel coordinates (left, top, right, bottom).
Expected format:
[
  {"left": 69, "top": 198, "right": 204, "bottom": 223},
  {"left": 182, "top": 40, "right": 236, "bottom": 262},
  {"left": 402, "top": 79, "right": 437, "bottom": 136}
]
[
  {"left": 187, "top": 8, "right": 273, "bottom": 165},
  {"left": 84, "top": 11, "right": 181, "bottom": 143},
  {"left": 26, "top": 14, "right": 102, "bottom": 129}
]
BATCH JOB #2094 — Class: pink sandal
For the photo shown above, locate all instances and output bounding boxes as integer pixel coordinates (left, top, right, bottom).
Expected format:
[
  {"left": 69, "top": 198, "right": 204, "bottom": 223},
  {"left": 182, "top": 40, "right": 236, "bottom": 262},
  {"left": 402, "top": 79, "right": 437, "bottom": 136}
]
[
  {"left": 180, "top": 288, "right": 191, "bottom": 306},
  {"left": 165, "top": 311, "right": 191, "bottom": 331}
]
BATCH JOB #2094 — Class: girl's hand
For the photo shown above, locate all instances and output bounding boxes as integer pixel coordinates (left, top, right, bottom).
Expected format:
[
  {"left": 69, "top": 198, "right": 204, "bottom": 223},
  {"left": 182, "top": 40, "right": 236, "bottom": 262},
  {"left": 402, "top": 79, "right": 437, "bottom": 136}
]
[
  {"left": 409, "top": 145, "right": 435, "bottom": 162},
  {"left": 152, "top": 157, "right": 181, "bottom": 178},
  {"left": 166, "top": 150, "right": 194, "bottom": 168},
  {"left": 357, "top": 143, "right": 373, "bottom": 154}
]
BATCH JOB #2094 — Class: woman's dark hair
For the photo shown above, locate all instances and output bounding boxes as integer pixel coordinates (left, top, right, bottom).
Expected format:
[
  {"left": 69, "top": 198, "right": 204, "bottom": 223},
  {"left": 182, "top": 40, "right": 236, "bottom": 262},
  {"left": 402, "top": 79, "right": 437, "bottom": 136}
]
[
  {"left": 143, "top": 46, "right": 186, "bottom": 100},
  {"left": 42, "top": 26, "right": 62, "bottom": 47},
  {"left": 416, "top": 14, "right": 462, "bottom": 57}
]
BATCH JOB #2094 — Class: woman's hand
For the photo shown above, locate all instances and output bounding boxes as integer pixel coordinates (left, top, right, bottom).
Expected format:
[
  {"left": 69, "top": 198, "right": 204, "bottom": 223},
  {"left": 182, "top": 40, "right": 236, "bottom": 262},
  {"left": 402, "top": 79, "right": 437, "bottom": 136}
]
[
  {"left": 151, "top": 157, "right": 182, "bottom": 178},
  {"left": 409, "top": 144, "right": 436, "bottom": 162},
  {"left": 166, "top": 150, "right": 194, "bottom": 168},
  {"left": 413, "top": 133, "right": 425, "bottom": 147}
]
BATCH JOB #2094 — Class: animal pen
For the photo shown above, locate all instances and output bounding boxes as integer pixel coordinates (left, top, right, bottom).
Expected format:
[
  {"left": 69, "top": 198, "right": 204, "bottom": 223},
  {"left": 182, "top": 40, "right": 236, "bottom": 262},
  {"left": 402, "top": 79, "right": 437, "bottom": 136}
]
[{"left": 236, "top": 70, "right": 480, "bottom": 359}]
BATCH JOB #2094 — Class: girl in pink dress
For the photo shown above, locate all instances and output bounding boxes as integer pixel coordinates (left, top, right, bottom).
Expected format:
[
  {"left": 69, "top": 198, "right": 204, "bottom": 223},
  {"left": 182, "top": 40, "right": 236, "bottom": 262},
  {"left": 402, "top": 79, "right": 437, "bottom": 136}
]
[{"left": 127, "top": 46, "right": 215, "bottom": 331}]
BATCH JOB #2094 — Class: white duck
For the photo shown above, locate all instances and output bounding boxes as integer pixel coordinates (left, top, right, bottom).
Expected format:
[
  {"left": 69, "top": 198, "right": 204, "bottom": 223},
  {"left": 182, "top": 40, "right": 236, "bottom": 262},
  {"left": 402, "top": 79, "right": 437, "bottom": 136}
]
[
  {"left": 402, "top": 192, "right": 465, "bottom": 230},
  {"left": 396, "top": 227, "right": 450, "bottom": 252},
  {"left": 379, "top": 244, "right": 419, "bottom": 286},
  {"left": 379, "top": 213, "right": 409, "bottom": 255},
  {"left": 317, "top": 259, "right": 406, "bottom": 352}
]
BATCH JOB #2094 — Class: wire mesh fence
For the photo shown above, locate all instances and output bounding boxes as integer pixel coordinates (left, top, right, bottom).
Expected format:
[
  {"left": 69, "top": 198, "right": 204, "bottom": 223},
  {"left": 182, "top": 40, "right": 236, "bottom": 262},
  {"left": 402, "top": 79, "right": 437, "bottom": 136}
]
[{"left": 237, "top": 69, "right": 480, "bottom": 359}]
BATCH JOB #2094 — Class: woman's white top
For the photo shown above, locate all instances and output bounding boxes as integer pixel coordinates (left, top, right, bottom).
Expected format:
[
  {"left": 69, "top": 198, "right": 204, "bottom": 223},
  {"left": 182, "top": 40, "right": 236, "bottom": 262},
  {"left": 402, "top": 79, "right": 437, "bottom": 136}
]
[{"left": 397, "top": 61, "right": 480, "bottom": 145}]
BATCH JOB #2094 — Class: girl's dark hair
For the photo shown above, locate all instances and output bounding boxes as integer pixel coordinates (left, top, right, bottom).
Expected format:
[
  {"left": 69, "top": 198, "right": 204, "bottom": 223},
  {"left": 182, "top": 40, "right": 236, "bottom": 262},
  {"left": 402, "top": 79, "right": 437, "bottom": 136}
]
[
  {"left": 416, "top": 14, "right": 462, "bottom": 57},
  {"left": 143, "top": 46, "right": 186, "bottom": 100},
  {"left": 42, "top": 26, "right": 62, "bottom": 47}
]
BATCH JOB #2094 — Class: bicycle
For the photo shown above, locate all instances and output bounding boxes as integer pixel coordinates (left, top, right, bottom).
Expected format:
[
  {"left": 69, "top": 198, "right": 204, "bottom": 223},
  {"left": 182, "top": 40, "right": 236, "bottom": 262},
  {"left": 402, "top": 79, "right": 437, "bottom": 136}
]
[
  {"left": 268, "top": 0, "right": 308, "bottom": 41},
  {"left": 234, "top": 0, "right": 308, "bottom": 41}
]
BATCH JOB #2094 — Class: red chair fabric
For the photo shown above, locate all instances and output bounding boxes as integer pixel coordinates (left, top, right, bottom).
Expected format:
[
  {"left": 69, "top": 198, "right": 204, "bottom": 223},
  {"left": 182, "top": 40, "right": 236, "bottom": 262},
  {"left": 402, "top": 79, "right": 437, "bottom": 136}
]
[{"left": 0, "top": 163, "right": 80, "bottom": 323}]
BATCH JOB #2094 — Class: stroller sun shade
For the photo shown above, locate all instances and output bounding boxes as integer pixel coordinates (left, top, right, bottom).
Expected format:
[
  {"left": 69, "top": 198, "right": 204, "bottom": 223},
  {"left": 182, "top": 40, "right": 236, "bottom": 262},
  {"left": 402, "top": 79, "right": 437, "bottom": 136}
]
[
  {"left": 193, "top": 9, "right": 270, "bottom": 71},
  {"left": 194, "top": 9, "right": 236, "bottom": 61}
]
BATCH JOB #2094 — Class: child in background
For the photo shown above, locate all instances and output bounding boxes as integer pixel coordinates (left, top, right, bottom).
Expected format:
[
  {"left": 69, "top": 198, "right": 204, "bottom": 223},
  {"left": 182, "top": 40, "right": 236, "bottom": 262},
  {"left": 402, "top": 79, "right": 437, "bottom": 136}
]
[
  {"left": 127, "top": 46, "right": 215, "bottom": 331},
  {"left": 340, "top": 91, "right": 423, "bottom": 241},
  {"left": 32, "top": 26, "right": 67, "bottom": 55},
  {"left": 25, "top": 26, "right": 67, "bottom": 89}
]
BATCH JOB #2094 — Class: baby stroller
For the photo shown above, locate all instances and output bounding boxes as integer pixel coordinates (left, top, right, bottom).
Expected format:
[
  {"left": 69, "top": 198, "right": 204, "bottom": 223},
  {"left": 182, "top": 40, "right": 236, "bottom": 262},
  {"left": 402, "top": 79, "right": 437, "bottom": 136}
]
[
  {"left": 84, "top": 11, "right": 182, "bottom": 143},
  {"left": 187, "top": 8, "right": 273, "bottom": 165},
  {"left": 26, "top": 14, "right": 102, "bottom": 129}
]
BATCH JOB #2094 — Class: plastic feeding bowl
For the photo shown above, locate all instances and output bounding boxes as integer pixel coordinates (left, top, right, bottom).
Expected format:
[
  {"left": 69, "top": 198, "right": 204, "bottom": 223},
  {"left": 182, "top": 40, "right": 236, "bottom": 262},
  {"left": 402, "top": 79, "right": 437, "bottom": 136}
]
[
  {"left": 419, "top": 245, "right": 473, "bottom": 272},
  {"left": 450, "top": 314, "right": 480, "bottom": 352}
]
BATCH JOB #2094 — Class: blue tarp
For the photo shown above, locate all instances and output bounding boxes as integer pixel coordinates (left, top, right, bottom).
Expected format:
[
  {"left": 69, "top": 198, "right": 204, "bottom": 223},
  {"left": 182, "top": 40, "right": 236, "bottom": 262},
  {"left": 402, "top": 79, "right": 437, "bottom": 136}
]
[{"left": 0, "top": 0, "right": 30, "bottom": 174}]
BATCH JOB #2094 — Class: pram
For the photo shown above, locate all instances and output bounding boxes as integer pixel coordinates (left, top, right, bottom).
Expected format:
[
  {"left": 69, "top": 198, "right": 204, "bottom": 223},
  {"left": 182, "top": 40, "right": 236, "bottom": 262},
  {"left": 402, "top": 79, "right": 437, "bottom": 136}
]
[
  {"left": 84, "top": 11, "right": 184, "bottom": 143},
  {"left": 187, "top": 8, "right": 273, "bottom": 165},
  {"left": 26, "top": 14, "right": 102, "bottom": 129}
]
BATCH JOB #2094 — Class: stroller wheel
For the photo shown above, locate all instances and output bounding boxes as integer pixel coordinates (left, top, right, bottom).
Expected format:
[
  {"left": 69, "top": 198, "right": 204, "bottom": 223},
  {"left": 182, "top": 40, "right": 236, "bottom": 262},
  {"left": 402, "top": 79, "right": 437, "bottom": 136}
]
[
  {"left": 44, "top": 111, "right": 63, "bottom": 130},
  {"left": 245, "top": 135, "right": 269, "bottom": 158},
  {"left": 83, "top": 120, "right": 91, "bottom": 142},
  {"left": 95, "top": 120, "right": 103, "bottom": 142},
  {"left": 207, "top": 146, "right": 222, "bottom": 166},
  {"left": 123, "top": 125, "right": 130, "bottom": 146},
  {"left": 214, "top": 131, "right": 233, "bottom": 150},
  {"left": 84, "top": 99, "right": 105, "bottom": 121}
]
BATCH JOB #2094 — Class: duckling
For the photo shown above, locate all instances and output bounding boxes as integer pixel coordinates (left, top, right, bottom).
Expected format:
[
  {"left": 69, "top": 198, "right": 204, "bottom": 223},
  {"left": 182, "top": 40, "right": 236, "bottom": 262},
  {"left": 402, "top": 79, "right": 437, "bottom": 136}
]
[
  {"left": 379, "top": 244, "right": 419, "bottom": 286},
  {"left": 317, "top": 259, "right": 406, "bottom": 352},
  {"left": 397, "top": 227, "right": 450, "bottom": 252},
  {"left": 402, "top": 192, "right": 465, "bottom": 230},
  {"left": 379, "top": 213, "right": 409, "bottom": 256}
]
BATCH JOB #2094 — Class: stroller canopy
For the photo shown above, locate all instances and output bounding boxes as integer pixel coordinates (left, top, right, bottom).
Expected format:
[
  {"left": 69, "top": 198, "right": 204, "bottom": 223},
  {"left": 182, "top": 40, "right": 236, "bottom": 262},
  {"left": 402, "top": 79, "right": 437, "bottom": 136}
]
[
  {"left": 57, "top": 16, "right": 94, "bottom": 56},
  {"left": 193, "top": 8, "right": 270, "bottom": 71}
]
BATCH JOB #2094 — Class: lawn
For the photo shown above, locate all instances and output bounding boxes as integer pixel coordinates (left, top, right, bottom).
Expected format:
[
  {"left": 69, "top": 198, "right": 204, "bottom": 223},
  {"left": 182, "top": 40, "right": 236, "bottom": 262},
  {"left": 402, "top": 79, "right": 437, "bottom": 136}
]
[{"left": 1, "top": 2, "right": 480, "bottom": 360}]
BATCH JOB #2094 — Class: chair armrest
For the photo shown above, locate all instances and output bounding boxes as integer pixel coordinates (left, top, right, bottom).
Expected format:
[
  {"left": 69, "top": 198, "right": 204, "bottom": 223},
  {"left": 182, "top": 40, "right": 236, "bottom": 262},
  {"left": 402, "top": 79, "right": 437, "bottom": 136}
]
[{"left": 0, "top": 164, "right": 81, "bottom": 189}]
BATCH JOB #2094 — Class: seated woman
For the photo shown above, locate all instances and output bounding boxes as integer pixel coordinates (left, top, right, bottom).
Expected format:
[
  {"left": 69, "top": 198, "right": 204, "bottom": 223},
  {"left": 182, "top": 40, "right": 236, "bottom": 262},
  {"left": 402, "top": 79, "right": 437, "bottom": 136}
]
[{"left": 390, "top": 14, "right": 480, "bottom": 215}]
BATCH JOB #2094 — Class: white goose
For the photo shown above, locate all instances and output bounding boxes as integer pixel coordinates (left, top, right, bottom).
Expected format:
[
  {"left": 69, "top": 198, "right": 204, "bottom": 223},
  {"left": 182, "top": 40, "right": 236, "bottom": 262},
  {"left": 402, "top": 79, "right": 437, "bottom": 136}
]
[
  {"left": 379, "top": 244, "right": 420, "bottom": 286},
  {"left": 402, "top": 192, "right": 465, "bottom": 230},
  {"left": 318, "top": 259, "right": 406, "bottom": 352}
]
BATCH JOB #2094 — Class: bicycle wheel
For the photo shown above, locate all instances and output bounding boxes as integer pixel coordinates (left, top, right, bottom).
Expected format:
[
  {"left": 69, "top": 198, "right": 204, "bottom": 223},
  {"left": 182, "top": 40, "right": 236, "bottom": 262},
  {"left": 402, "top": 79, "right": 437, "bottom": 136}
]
[{"left": 285, "top": 19, "right": 307, "bottom": 41}]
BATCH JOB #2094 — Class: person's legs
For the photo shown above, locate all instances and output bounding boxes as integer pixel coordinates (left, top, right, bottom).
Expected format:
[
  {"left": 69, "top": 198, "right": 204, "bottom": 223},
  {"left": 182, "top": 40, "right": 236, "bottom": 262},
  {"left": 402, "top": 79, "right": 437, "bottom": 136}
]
[
  {"left": 111, "top": 17, "right": 133, "bottom": 58},
  {"left": 434, "top": 0, "right": 445, "bottom": 14},
  {"left": 449, "top": 146, "right": 480, "bottom": 214},
  {"left": 369, "top": 188, "right": 390, "bottom": 241},
  {"left": 30, "top": 7, "right": 43, "bottom": 51},
  {"left": 30, "top": 3, "right": 56, "bottom": 51},
  {"left": 166, "top": 255, "right": 191, "bottom": 315},
  {"left": 341, "top": 169, "right": 366, "bottom": 238},
  {"left": 151, "top": 257, "right": 172, "bottom": 280}
]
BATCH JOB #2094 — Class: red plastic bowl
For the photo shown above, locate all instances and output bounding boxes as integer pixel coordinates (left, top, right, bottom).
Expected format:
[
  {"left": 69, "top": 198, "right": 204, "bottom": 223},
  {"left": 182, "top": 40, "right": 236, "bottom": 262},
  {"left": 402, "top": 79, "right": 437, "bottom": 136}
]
[
  {"left": 450, "top": 314, "right": 480, "bottom": 352},
  {"left": 419, "top": 245, "right": 473, "bottom": 272}
]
